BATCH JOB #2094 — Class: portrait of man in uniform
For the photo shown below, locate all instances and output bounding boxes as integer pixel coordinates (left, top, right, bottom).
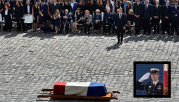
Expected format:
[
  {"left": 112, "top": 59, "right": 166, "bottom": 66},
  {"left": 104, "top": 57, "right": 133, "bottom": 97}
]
[
  {"left": 136, "top": 68, "right": 163, "bottom": 95},
  {"left": 134, "top": 62, "right": 171, "bottom": 98}
]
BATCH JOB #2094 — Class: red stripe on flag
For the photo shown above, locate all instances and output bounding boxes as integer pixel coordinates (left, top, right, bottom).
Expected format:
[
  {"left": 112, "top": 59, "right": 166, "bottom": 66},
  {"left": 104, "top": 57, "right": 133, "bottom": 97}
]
[
  {"left": 53, "top": 82, "right": 67, "bottom": 95},
  {"left": 163, "top": 64, "right": 168, "bottom": 95}
]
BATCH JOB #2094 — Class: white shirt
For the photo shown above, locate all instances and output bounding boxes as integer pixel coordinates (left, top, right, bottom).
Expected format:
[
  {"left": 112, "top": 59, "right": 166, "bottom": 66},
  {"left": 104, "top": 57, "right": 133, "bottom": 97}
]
[
  {"left": 153, "top": 80, "right": 159, "bottom": 86},
  {"left": 71, "top": 2, "right": 74, "bottom": 9},
  {"left": 27, "top": 5, "right": 30, "bottom": 13},
  {"left": 54, "top": 2, "right": 57, "bottom": 6},
  {"left": 119, "top": 13, "right": 122, "bottom": 18},
  {"left": 5, "top": 10, "right": 8, "bottom": 15},
  {"left": 156, "top": 5, "right": 158, "bottom": 8}
]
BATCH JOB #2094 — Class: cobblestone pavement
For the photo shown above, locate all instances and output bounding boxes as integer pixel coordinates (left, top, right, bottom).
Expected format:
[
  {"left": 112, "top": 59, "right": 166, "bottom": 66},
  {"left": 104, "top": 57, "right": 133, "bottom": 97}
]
[{"left": 0, "top": 31, "right": 179, "bottom": 102}]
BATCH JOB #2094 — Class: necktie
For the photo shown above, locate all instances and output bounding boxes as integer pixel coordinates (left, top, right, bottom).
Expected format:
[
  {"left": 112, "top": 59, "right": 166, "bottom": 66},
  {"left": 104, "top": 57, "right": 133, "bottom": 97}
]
[
  {"left": 156, "top": 6, "right": 158, "bottom": 9},
  {"left": 119, "top": 14, "right": 121, "bottom": 19},
  {"left": 176, "top": 6, "right": 177, "bottom": 10},
  {"left": 145, "top": 5, "right": 147, "bottom": 10}
]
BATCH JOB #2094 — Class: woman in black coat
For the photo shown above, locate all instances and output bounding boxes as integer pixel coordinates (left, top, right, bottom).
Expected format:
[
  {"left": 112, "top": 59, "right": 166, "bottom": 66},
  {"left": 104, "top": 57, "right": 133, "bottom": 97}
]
[
  {"left": 77, "top": 0, "right": 85, "bottom": 15},
  {"left": 14, "top": 1, "right": 27, "bottom": 32},
  {"left": 3, "top": 3, "right": 12, "bottom": 31},
  {"left": 92, "top": 0, "right": 103, "bottom": 14},
  {"left": 85, "top": 0, "right": 93, "bottom": 15},
  {"left": 63, "top": 0, "right": 72, "bottom": 14}
]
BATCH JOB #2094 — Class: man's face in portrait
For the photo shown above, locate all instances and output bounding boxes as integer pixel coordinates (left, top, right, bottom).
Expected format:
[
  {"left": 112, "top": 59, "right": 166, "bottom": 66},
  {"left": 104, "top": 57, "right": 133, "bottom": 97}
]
[{"left": 151, "top": 73, "right": 159, "bottom": 81}]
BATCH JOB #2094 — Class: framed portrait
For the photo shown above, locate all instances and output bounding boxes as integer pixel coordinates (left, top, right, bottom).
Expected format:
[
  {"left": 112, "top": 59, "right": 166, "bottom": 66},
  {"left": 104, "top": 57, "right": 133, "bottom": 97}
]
[{"left": 134, "top": 61, "right": 171, "bottom": 98}]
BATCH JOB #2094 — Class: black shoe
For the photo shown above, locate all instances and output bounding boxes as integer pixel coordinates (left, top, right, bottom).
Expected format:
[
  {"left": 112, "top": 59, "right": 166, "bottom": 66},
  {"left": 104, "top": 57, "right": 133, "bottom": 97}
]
[{"left": 116, "top": 42, "right": 119, "bottom": 45}]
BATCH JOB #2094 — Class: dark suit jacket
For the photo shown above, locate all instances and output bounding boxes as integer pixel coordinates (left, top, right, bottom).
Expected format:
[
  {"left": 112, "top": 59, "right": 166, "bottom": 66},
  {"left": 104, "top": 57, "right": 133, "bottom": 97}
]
[
  {"left": 159, "top": 0, "right": 166, "bottom": 6},
  {"left": 93, "top": 14, "right": 101, "bottom": 24},
  {"left": 162, "top": 4, "right": 171, "bottom": 18},
  {"left": 70, "top": 2, "right": 78, "bottom": 16},
  {"left": 50, "top": 3, "right": 61, "bottom": 16},
  {"left": 171, "top": 5, "right": 179, "bottom": 20},
  {"left": 153, "top": 5, "right": 162, "bottom": 18},
  {"left": 143, "top": 4, "right": 153, "bottom": 20},
  {"left": 15, "top": 5, "right": 24, "bottom": 19},
  {"left": 115, "top": 13, "right": 126, "bottom": 28},
  {"left": 24, "top": 4, "right": 32, "bottom": 14},
  {"left": 103, "top": 12, "right": 113, "bottom": 25},
  {"left": 133, "top": 2, "right": 143, "bottom": 17}
]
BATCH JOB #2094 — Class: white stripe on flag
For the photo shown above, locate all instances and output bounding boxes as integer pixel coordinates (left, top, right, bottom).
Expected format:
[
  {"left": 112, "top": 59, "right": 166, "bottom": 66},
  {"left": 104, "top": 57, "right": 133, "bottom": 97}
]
[
  {"left": 164, "top": 64, "right": 168, "bottom": 71},
  {"left": 65, "top": 82, "right": 91, "bottom": 96}
]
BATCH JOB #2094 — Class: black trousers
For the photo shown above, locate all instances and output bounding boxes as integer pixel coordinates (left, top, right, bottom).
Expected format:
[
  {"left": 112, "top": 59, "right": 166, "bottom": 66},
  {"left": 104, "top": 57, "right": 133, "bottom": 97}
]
[
  {"left": 16, "top": 19, "right": 26, "bottom": 31},
  {"left": 117, "top": 27, "right": 124, "bottom": 43},
  {"left": 84, "top": 23, "right": 92, "bottom": 33},
  {"left": 143, "top": 19, "right": 151, "bottom": 34},
  {"left": 153, "top": 18, "right": 160, "bottom": 34},
  {"left": 94, "top": 22, "right": 101, "bottom": 30},
  {"left": 171, "top": 18, "right": 178, "bottom": 34},
  {"left": 103, "top": 24, "right": 111, "bottom": 33},
  {"left": 163, "top": 17, "right": 170, "bottom": 33},
  {"left": 135, "top": 17, "right": 141, "bottom": 34}
]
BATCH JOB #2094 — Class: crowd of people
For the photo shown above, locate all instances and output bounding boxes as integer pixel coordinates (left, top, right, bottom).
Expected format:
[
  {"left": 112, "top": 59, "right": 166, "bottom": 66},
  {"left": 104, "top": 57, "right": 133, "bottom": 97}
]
[{"left": 0, "top": 0, "right": 178, "bottom": 44}]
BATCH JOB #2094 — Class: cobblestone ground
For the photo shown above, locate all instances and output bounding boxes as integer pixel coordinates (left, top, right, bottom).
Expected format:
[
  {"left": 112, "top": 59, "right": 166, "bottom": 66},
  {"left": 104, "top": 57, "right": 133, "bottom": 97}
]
[{"left": 0, "top": 31, "right": 179, "bottom": 102}]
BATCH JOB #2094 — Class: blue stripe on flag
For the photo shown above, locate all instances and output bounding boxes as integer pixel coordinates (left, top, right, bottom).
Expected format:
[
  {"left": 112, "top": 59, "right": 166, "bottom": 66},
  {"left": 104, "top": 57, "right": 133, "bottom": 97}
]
[{"left": 87, "top": 82, "right": 108, "bottom": 96}]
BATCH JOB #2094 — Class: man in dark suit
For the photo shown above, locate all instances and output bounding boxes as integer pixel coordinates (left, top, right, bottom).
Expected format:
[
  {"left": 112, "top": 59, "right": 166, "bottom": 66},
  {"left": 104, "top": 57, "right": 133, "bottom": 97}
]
[
  {"left": 50, "top": 0, "right": 62, "bottom": 19},
  {"left": 24, "top": 0, "right": 33, "bottom": 28},
  {"left": 115, "top": 8, "right": 126, "bottom": 45},
  {"left": 133, "top": 0, "right": 143, "bottom": 35},
  {"left": 171, "top": 0, "right": 179, "bottom": 35},
  {"left": 136, "top": 68, "right": 163, "bottom": 95},
  {"left": 162, "top": 0, "right": 171, "bottom": 34},
  {"left": 153, "top": 0, "right": 162, "bottom": 34},
  {"left": 143, "top": 0, "right": 153, "bottom": 35},
  {"left": 103, "top": 8, "right": 113, "bottom": 34}
]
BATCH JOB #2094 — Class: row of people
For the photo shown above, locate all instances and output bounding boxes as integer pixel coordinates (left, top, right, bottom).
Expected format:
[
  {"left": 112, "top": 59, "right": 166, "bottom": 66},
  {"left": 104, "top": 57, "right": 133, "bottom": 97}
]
[{"left": 1, "top": 0, "right": 179, "bottom": 35}]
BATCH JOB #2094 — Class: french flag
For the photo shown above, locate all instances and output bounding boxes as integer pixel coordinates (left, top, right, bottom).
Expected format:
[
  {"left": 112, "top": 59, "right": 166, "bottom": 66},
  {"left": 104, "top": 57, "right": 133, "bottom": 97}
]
[{"left": 53, "top": 82, "right": 108, "bottom": 96}]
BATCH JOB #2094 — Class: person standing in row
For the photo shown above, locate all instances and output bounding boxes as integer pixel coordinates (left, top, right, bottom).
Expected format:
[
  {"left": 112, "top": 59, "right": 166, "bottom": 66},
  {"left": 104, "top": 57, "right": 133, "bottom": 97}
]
[
  {"left": 15, "top": 1, "right": 27, "bottom": 32},
  {"left": 162, "top": 0, "right": 171, "bottom": 34},
  {"left": 32, "top": 2, "right": 40, "bottom": 32},
  {"left": 171, "top": 0, "right": 179, "bottom": 35},
  {"left": 24, "top": 0, "right": 32, "bottom": 29},
  {"left": 133, "top": 0, "right": 143, "bottom": 35},
  {"left": 3, "top": 3, "right": 12, "bottom": 31},
  {"left": 0, "top": 0, "right": 4, "bottom": 31},
  {"left": 143, "top": 0, "right": 153, "bottom": 35},
  {"left": 153, "top": 0, "right": 161, "bottom": 35}
]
